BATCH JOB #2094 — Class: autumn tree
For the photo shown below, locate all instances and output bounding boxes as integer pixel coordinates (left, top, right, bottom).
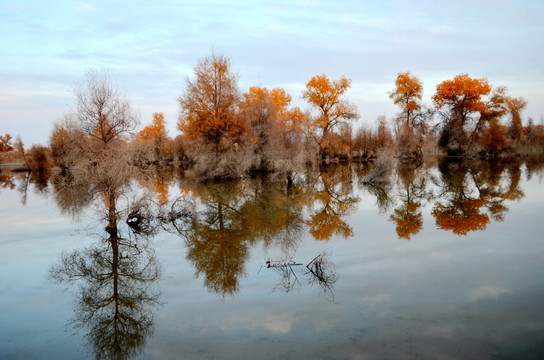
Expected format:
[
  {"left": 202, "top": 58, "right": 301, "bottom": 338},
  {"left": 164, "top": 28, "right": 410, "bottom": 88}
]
[
  {"left": 470, "top": 86, "right": 508, "bottom": 143},
  {"left": 13, "top": 136, "right": 30, "bottom": 170},
  {"left": 239, "top": 86, "right": 307, "bottom": 173},
  {"left": 481, "top": 118, "right": 508, "bottom": 156},
  {"left": 177, "top": 53, "right": 252, "bottom": 179},
  {"left": 389, "top": 72, "right": 423, "bottom": 129},
  {"left": 139, "top": 112, "right": 167, "bottom": 143},
  {"left": 49, "top": 115, "right": 92, "bottom": 169},
  {"left": 239, "top": 86, "right": 288, "bottom": 171},
  {"left": 432, "top": 74, "right": 491, "bottom": 154},
  {"left": 0, "top": 133, "right": 13, "bottom": 153},
  {"left": 374, "top": 115, "right": 394, "bottom": 150},
  {"left": 178, "top": 53, "right": 245, "bottom": 144},
  {"left": 389, "top": 72, "right": 426, "bottom": 157},
  {"left": 73, "top": 68, "right": 139, "bottom": 150},
  {"left": 506, "top": 97, "right": 527, "bottom": 144},
  {"left": 138, "top": 112, "right": 168, "bottom": 158},
  {"left": 302, "top": 74, "right": 358, "bottom": 157}
]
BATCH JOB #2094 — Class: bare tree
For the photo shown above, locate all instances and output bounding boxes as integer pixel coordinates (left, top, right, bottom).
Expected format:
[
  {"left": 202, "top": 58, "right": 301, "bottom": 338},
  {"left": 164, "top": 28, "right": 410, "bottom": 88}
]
[{"left": 74, "top": 69, "right": 139, "bottom": 149}]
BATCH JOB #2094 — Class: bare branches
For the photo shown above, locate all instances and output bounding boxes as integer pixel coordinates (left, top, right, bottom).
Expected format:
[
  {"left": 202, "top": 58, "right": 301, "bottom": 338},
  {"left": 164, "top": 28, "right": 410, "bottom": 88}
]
[{"left": 74, "top": 68, "right": 139, "bottom": 149}]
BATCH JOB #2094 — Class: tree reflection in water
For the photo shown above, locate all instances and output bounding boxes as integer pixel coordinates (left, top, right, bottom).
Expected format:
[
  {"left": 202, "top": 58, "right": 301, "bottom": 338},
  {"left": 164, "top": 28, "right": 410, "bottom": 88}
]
[
  {"left": 431, "top": 158, "right": 525, "bottom": 236},
  {"left": 389, "top": 162, "right": 432, "bottom": 240},
  {"left": 49, "top": 188, "right": 161, "bottom": 360},
  {"left": 174, "top": 174, "right": 309, "bottom": 297},
  {"left": 305, "top": 164, "right": 359, "bottom": 241},
  {"left": 35, "top": 156, "right": 541, "bottom": 358},
  {"left": 48, "top": 150, "right": 162, "bottom": 360}
]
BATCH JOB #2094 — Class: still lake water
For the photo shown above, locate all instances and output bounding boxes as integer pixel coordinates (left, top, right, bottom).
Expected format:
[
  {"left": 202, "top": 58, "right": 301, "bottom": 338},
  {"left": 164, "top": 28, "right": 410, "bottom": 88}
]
[{"left": 1, "top": 159, "right": 543, "bottom": 359}]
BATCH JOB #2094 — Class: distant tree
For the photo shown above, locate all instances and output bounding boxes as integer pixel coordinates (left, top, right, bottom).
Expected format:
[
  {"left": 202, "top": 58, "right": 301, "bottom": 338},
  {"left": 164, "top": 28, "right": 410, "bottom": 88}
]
[
  {"left": 373, "top": 115, "right": 394, "bottom": 151},
  {"left": 28, "top": 144, "right": 50, "bottom": 172},
  {"left": 506, "top": 97, "right": 527, "bottom": 143},
  {"left": 481, "top": 118, "right": 508, "bottom": 156},
  {"left": 171, "top": 134, "right": 188, "bottom": 161},
  {"left": 13, "top": 136, "right": 30, "bottom": 169},
  {"left": 302, "top": 74, "right": 358, "bottom": 156},
  {"left": 49, "top": 116, "right": 90, "bottom": 168},
  {"left": 0, "top": 133, "right": 14, "bottom": 152},
  {"left": 352, "top": 125, "right": 373, "bottom": 158},
  {"left": 139, "top": 112, "right": 167, "bottom": 143},
  {"left": 138, "top": 112, "right": 168, "bottom": 157},
  {"left": 73, "top": 68, "right": 139, "bottom": 150}
]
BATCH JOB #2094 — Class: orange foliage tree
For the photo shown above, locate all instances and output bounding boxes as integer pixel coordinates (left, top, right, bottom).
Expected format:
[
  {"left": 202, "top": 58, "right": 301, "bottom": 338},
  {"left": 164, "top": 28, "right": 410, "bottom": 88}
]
[
  {"left": 177, "top": 53, "right": 245, "bottom": 147},
  {"left": 481, "top": 118, "right": 508, "bottom": 155},
  {"left": 138, "top": 112, "right": 168, "bottom": 156},
  {"left": 302, "top": 74, "right": 358, "bottom": 155},
  {"left": 239, "top": 86, "right": 306, "bottom": 171},
  {"left": 432, "top": 74, "right": 491, "bottom": 154},
  {"left": 389, "top": 72, "right": 423, "bottom": 129},
  {"left": 506, "top": 97, "right": 527, "bottom": 143},
  {"left": 0, "top": 133, "right": 13, "bottom": 152},
  {"left": 139, "top": 112, "right": 167, "bottom": 143},
  {"left": 389, "top": 72, "right": 425, "bottom": 157}
]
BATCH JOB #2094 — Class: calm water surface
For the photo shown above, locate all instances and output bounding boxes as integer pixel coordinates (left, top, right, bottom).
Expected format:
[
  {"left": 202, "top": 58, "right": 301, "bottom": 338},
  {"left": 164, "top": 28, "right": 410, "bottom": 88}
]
[{"left": 1, "top": 159, "right": 543, "bottom": 359}]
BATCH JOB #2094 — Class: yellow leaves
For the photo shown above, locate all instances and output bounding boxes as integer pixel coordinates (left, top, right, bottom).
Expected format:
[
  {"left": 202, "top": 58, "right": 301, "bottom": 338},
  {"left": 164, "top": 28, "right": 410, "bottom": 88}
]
[
  {"left": 432, "top": 73, "right": 491, "bottom": 114},
  {"left": 244, "top": 86, "right": 292, "bottom": 112},
  {"left": 302, "top": 74, "right": 357, "bottom": 152},
  {"left": 390, "top": 206, "right": 423, "bottom": 240},
  {"left": 153, "top": 178, "right": 169, "bottom": 205},
  {"left": 303, "top": 74, "right": 352, "bottom": 116},
  {"left": 178, "top": 53, "right": 245, "bottom": 144},
  {"left": 389, "top": 72, "right": 423, "bottom": 114},
  {"left": 139, "top": 112, "right": 167, "bottom": 143},
  {"left": 307, "top": 209, "right": 353, "bottom": 241},
  {"left": 432, "top": 204, "right": 490, "bottom": 236},
  {"left": 0, "top": 133, "right": 14, "bottom": 152}
]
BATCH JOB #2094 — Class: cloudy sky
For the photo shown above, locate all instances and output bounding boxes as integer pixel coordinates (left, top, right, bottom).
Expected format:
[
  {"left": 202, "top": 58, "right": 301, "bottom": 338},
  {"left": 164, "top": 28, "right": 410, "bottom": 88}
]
[{"left": 1, "top": 0, "right": 543, "bottom": 145}]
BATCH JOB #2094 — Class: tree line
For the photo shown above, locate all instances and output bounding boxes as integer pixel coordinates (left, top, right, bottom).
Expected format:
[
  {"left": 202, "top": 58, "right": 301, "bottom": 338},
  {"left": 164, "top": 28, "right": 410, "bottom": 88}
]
[{"left": 1, "top": 52, "right": 544, "bottom": 179}]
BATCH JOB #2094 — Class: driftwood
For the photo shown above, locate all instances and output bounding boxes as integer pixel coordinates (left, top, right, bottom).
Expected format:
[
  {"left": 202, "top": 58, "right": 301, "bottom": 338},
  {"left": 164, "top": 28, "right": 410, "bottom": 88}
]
[{"left": 265, "top": 251, "right": 337, "bottom": 300}]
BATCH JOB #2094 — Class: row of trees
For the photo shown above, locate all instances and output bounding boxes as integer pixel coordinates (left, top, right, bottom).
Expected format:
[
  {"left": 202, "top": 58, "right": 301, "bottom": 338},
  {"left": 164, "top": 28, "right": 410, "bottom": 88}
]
[{"left": 2, "top": 52, "right": 544, "bottom": 180}]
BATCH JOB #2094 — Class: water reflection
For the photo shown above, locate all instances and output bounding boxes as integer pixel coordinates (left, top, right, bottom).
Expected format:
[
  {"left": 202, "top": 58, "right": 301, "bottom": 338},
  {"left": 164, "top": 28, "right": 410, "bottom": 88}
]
[
  {"left": 266, "top": 251, "right": 338, "bottom": 300},
  {"left": 7, "top": 156, "right": 539, "bottom": 359},
  {"left": 48, "top": 156, "right": 162, "bottom": 359},
  {"left": 431, "top": 158, "right": 525, "bottom": 236},
  {"left": 174, "top": 175, "right": 308, "bottom": 297},
  {"left": 389, "top": 162, "right": 432, "bottom": 239},
  {"left": 306, "top": 164, "right": 359, "bottom": 241}
]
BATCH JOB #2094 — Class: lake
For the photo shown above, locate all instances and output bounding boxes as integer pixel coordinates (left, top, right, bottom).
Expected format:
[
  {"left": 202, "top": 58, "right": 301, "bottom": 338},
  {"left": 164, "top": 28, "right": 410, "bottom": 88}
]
[{"left": 1, "top": 158, "right": 543, "bottom": 359}]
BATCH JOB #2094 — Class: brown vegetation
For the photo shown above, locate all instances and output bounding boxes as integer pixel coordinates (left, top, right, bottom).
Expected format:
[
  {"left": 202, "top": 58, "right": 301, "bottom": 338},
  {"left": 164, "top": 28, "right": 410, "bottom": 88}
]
[{"left": 4, "top": 55, "right": 543, "bottom": 182}]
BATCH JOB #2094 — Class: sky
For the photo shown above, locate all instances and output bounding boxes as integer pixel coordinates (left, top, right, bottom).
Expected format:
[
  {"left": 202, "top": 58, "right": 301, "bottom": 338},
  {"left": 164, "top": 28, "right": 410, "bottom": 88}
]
[{"left": 1, "top": 0, "right": 543, "bottom": 146}]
